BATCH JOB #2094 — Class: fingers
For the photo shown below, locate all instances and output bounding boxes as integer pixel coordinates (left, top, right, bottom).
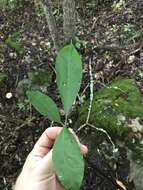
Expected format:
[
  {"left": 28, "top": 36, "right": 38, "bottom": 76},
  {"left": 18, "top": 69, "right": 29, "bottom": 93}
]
[
  {"left": 31, "top": 127, "right": 88, "bottom": 159},
  {"left": 80, "top": 144, "right": 88, "bottom": 155}
]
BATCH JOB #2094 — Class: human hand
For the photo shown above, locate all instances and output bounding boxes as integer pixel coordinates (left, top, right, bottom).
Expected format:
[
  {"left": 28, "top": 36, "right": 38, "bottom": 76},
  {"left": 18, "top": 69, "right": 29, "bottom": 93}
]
[{"left": 14, "top": 127, "right": 88, "bottom": 190}]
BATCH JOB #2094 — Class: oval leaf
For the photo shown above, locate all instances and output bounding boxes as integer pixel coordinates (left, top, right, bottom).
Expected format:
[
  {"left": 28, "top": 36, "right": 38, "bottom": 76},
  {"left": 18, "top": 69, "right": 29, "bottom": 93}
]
[
  {"left": 53, "top": 127, "right": 84, "bottom": 190},
  {"left": 56, "top": 44, "right": 82, "bottom": 115},
  {"left": 26, "top": 90, "right": 61, "bottom": 123}
]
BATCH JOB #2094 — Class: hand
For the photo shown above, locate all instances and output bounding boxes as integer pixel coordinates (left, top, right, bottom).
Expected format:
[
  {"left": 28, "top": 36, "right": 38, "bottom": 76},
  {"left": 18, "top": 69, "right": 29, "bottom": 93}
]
[{"left": 14, "top": 127, "right": 88, "bottom": 190}]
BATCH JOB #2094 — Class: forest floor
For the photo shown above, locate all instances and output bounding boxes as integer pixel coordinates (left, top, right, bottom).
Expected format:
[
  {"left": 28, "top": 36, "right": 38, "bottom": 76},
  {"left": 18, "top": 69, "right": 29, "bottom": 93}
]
[{"left": 0, "top": 0, "right": 143, "bottom": 190}]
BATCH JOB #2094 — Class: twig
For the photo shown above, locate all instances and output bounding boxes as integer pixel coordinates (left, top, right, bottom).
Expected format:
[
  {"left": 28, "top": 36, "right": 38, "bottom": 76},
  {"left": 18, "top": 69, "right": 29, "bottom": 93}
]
[
  {"left": 76, "top": 59, "right": 116, "bottom": 151},
  {"left": 48, "top": 61, "right": 56, "bottom": 74},
  {"left": 129, "top": 46, "right": 142, "bottom": 55},
  {"left": 80, "top": 83, "right": 89, "bottom": 97},
  {"left": 93, "top": 42, "right": 141, "bottom": 53},
  {"left": 87, "top": 123, "right": 116, "bottom": 150},
  {"left": 77, "top": 83, "right": 89, "bottom": 104},
  {"left": 86, "top": 58, "right": 93, "bottom": 123},
  {"left": 15, "top": 117, "right": 35, "bottom": 131},
  {"left": 76, "top": 123, "right": 86, "bottom": 133},
  {"left": 29, "top": 103, "right": 32, "bottom": 121},
  {"left": 50, "top": 121, "right": 54, "bottom": 127},
  {"left": 3, "top": 177, "right": 8, "bottom": 190},
  {"left": 36, "top": 54, "right": 56, "bottom": 74}
]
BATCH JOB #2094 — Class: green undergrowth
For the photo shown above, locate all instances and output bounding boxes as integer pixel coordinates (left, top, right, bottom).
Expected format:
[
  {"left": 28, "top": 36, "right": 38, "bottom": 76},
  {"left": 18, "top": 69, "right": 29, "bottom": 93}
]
[
  {"left": 28, "top": 70, "right": 51, "bottom": 86},
  {"left": 0, "top": 0, "right": 28, "bottom": 10},
  {"left": 17, "top": 69, "right": 51, "bottom": 100},
  {"left": 0, "top": 72, "right": 7, "bottom": 84},
  {"left": 75, "top": 77, "right": 143, "bottom": 138},
  {"left": 16, "top": 69, "right": 51, "bottom": 110},
  {"left": 5, "top": 31, "right": 25, "bottom": 55}
]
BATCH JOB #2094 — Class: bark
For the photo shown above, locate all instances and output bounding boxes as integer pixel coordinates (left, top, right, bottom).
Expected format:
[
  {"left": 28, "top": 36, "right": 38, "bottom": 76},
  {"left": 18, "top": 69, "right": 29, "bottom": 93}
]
[
  {"left": 63, "top": 0, "right": 76, "bottom": 43},
  {"left": 41, "top": 0, "right": 60, "bottom": 52}
]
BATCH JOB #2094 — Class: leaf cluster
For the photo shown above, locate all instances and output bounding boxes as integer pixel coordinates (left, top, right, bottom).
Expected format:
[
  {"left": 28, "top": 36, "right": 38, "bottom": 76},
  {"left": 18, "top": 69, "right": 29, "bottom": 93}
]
[{"left": 27, "top": 44, "right": 84, "bottom": 190}]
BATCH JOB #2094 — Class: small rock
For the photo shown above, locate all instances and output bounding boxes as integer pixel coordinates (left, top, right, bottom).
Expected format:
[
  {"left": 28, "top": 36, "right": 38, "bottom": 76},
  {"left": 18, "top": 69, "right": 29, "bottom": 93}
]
[
  {"left": 128, "top": 55, "right": 135, "bottom": 64},
  {"left": 128, "top": 117, "right": 143, "bottom": 132},
  {"left": 6, "top": 92, "right": 13, "bottom": 99}
]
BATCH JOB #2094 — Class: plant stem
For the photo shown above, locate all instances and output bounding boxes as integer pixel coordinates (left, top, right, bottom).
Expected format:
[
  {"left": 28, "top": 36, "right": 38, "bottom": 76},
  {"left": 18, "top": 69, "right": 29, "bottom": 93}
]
[
  {"left": 64, "top": 115, "right": 68, "bottom": 127},
  {"left": 86, "top": 58, "right": 94, "bottom": 123},
  {"left": 29, "top": 102, "right": 32, "bottom": 120}
]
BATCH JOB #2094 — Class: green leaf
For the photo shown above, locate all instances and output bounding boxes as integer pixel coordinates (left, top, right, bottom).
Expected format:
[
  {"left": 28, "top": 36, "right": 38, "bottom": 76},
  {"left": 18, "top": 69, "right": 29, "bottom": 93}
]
[
  {"left": 56, "top": 44, "right": 82, "bottom": 115},
  {"left": 26, "top": 90, "right": 61, "bottom": 123},
  {"left": 5, "top": 32, "right": 25, "bottom": 55},
  {"left": 53, "top": 127, "right": 84, "bottom": 190},
  {"left": 0, "top": 72, "right": 7, "bottom": 83}
]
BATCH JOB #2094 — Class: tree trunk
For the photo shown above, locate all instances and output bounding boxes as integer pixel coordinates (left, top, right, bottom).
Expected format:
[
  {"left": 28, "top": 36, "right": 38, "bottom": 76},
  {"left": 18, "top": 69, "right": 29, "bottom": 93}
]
[
  {"left": 41, "top": 0, "right": 60, "bottom": 52},
  {"left": 63, "top": 0, "right": 76, "bottom": 44}
]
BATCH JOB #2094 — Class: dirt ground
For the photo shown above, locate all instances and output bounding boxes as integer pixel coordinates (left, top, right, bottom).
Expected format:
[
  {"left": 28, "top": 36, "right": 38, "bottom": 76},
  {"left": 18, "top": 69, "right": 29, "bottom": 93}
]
[{"left": 0, "top": 0, "right": 143, "bottom": 189}]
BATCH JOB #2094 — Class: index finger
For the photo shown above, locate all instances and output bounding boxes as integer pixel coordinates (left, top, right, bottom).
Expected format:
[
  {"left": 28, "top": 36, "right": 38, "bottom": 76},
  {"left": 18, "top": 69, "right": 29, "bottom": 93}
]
[{"left": 31, "top": 127, "right": 62, "bottom": 158}]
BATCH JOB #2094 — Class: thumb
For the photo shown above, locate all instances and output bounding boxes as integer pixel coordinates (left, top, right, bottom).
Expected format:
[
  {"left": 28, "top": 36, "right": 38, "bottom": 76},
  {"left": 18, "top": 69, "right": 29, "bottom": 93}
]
[
  {"left": 36, "top": 150, "right": 64, "bottom": 190},
  {"left": 36, "top": 150, "right": 54, "bottom": 178}
]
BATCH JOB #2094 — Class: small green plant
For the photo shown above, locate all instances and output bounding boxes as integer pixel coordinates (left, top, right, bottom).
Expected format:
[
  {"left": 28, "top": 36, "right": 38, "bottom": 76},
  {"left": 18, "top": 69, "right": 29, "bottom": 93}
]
[
  {"left": 0, "top": 72, "right": 7, "bottom": 84},
  {"left": 123, "top": 23, "right": 134, "bottom": 34},
  {"left": 0, "top": 0, "right": 17, "bottom": 9},
  {"left": 0, "top": 0, "right": 27, "bottom": 9},
  {"left": 127, "top": 29, "right": 143, "bottom": 43},
  {"left": 111, "top": 24, "right": 118, "bottom": 33},
  {"left": 28, "top": 70, "right": 51, "bottom": 86},
  {"left": 27, "top": 44, "right": 84, "bottom": 190},
  {"left": 75, "top": 37, "right": 88, "bottom": 49},
  {"left": 112, "top": 0, "right": 125, "bottom": 11},
  {"left": 121, "top": 23, "right": 136, "bottom": 44},
  {"left": 5, "top": 31, "right": 25, "bottom": 55},
  {"left": 17, "top": 102, "right": 26, "bottom": 111}
]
